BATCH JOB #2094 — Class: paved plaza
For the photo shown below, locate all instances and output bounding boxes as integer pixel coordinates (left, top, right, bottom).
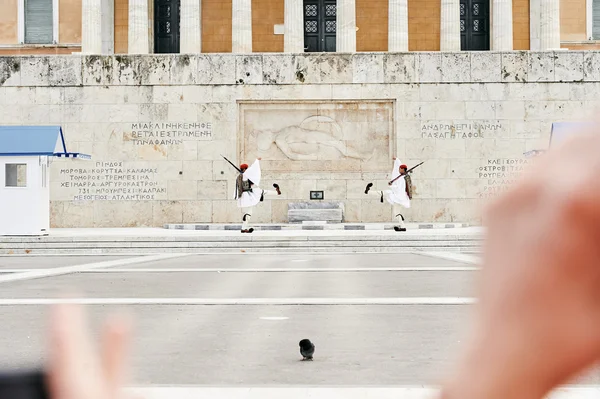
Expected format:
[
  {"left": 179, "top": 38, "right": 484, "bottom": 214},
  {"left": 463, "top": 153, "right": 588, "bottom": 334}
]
[{"left": 0, "top": 249, "right": 599, "bottom": 398}]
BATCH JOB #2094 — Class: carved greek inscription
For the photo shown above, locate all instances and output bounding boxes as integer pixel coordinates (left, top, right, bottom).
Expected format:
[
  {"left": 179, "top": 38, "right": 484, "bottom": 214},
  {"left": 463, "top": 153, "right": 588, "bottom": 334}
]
[
  {"left": 477, "top": 158, "right": 531, "bottom": 198},
  {"left": 129, "top": 122, "right": 213, "bottom": 145},
  {"left": 421, "top": 122, "right": 504, "bottom": 139},
  {"left": 58, "top": 162, "right": 167, "bottom": 201}
]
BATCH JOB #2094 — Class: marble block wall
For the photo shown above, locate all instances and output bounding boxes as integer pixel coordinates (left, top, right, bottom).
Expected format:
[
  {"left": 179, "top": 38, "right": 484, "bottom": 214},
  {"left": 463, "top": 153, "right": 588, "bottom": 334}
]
[{"left": 0, "top": 51, "right": 598, "bottom": 227}]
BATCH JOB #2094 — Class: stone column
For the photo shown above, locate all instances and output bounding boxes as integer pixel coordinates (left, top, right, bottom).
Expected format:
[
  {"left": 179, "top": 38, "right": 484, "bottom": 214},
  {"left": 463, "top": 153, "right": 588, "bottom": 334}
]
[
  {"left": 81, "top": 0, "right": 103, "bottom": 53},
  {"left": 540, "top": 0, "right": 560, "bottom": 49},
  {"left": 440, "top": 0, "right": 460, "bottom": 51},
  {"left": 492, "top": 0, "right": 513, "bottom": 50},
  {"left": 388, "top": 0, "right": 408, "bottom": 51},
  {"left": 101, "top": 0, "right": 115, "bottom": 54},
  {"left": 128, "top": 0, "right": 149, "bottom": 54},
  {"left": 336, "top": 0, "right": 357, "bottom": 52},
  {"left": 284, "top": 0, "right": 304, "bottom": 52},
  {"left": 181, "top": 0, "right": 202, "bottom": 53},
  {"left": 232, "top": 0, "right": 252, "bottom": 53}
]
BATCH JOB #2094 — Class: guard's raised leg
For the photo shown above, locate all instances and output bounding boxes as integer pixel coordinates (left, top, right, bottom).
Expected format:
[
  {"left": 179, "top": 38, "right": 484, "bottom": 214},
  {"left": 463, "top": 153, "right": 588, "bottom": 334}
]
[
  {"left": 262, "top": 189, "right": 278, "bottom": 197},
  {"left": 365, "top": 185, "right": 385, "bottom": 203}
]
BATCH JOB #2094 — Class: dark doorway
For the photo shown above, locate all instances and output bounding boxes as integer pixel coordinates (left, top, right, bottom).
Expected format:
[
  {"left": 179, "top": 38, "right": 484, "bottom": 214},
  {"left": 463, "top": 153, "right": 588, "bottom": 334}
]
[
  {"left": 303, "top": 0, "right": 336, "bottom": 52},
  {"left": 154, "top": 0, "right": 180, "bottom": 53},
  {"left": 460, "top": 0, "right": 490, "bottom": 51}
]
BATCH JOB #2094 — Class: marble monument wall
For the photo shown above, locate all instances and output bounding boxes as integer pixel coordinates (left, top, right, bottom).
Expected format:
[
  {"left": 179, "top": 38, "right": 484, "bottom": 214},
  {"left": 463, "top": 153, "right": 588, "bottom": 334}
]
[{"left": 0, "top": 52, "right": 598, "bottom": 227}]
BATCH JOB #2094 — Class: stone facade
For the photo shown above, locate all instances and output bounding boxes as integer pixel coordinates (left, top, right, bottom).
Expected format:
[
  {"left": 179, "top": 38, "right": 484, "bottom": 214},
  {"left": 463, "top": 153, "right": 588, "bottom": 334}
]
[{"left": 0, "top": 51, "right": 597, "bottom": 227}]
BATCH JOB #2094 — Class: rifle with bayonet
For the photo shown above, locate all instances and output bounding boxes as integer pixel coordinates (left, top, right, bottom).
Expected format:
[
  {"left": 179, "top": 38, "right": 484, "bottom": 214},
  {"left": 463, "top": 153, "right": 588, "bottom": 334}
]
[
  {"left": 388, "top": 161, "right": 425, "bottom": 185},
  {"left": 221, "top": 155, "right": 242, "bottom": 174}
]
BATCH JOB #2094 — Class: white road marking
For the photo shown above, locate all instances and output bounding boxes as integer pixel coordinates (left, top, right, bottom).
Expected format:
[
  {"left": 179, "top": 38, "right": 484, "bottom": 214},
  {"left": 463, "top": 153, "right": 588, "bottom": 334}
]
[
  {"left": 124, "top": 386, "right": 600, "bottom": 399},
  {"left": 126, "top": 386, "right": 438, "bottom": 399},
  {"left": 417, "top": 251, "right": 481, "bottom": 265},
  {"left": 259, "top": 316, "right": 289, "bottom": 320},
  {"left": 0, "top": 297, "right": 476, "bottom": 305},
  {"left": 56, "top": 267, "right": 478, "bottom": 273},
  {"left": 0, "top": 254, "right": 192, "bottom": 284}
]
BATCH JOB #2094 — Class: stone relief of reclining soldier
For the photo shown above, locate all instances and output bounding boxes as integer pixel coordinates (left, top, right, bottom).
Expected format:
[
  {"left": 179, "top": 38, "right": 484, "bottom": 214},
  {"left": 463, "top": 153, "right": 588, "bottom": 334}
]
[{"left": 254, "top": 116, "right": 376, "bottom": 161}]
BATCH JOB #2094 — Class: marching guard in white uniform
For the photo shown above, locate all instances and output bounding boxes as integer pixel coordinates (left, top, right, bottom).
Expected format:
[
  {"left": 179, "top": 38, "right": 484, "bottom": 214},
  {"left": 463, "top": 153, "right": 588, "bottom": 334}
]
[
  {"left": 234, "top": 158, "right": 281, "bottom": 233},
  {"left": 364, "top": 157, "right": 413, "bottom": 232}
]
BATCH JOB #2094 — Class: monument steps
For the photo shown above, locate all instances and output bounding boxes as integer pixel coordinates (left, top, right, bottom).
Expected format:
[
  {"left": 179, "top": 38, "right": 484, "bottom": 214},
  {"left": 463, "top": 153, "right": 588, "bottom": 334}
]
[
  {"left": 0, "top": 232, "right": 483, "bottom": 255},
  {"left": 0, "top": 240, "right": 480, "bottom": 249},
  {"left": 0, "top": 247, "right": 482, "bottom": 255}
]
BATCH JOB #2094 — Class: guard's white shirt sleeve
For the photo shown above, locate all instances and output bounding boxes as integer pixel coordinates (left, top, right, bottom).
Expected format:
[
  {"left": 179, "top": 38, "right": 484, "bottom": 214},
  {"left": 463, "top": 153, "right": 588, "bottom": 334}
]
[{"left": 243, "top": 159, "right": 262, "bottom": 186}]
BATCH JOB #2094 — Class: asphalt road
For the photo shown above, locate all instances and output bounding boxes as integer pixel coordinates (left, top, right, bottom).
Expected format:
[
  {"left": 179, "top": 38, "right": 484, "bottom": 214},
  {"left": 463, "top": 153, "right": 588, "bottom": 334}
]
[{"left": 0, "top": 252, "right": 598, "bottom": 387}]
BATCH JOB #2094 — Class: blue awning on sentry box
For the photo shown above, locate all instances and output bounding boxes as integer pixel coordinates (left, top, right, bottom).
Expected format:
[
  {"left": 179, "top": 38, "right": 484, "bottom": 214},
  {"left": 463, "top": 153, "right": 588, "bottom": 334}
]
[
  {"left": 550, "top": 122, "right": 599, "bottom": 148},
  {"left": 0, "top": 126, "right": 91, "bottom": 159}
]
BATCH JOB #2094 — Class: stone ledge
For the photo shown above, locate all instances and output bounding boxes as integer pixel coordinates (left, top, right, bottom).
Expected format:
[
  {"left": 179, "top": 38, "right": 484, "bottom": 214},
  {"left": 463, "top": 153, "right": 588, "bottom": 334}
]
[
  {"left": 288, "top": 209, "right": 344, "bottom": 223},
  {"left": 163, "top": 223, "right": 471, "bottom": 230},
  {"left": 288, "top": 201, "right": 345, "bottom": 223},
  {"left": 1, "top": 51, "right": 598, "bottom": 88},
  {"left": 288, "top": 201, "right": 345, "bottom": 209}
]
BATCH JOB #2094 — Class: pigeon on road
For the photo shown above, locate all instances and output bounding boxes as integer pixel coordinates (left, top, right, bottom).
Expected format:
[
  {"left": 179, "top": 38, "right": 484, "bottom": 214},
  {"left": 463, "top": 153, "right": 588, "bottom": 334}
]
[{"left": 299, "top": 339, "right": 315, "bottom": 361}]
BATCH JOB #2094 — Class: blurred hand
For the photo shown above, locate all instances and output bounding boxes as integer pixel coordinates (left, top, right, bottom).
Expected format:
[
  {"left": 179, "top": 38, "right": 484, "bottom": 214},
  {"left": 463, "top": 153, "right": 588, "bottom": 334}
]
[
  {"left": 47, "top": 304, "right": 133, "bottom": 399},
  {"left": 442, "top": 129, "right": 600, "bottom": 399},
  {"left": 257, "top": 157, "right": 262, "bottom": 161}
]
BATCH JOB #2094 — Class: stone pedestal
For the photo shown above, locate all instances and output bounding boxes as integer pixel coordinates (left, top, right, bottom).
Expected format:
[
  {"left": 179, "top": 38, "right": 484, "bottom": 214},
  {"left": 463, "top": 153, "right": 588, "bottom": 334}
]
[
  {"left": 232, "top": 0, "right": 252, "bottom": 53},
  {"left": 440, "top": 0, "right": 461, "bottom": 51},
  {"left": 284, "top": 0, "right": 304, "bottom": 52},
  {"left": 388, "top": 0, "right": 408, "bottom": 52},
  {"left": 492, "top": 0, "right": 513, "bottom": 50},
  {"left": 128, "top": 0, "right": 149, "bottom": 54},
  {"left": 288, "top": 202, "right": 345, "bottom": 223},
  {"left": 180, "top": 0, "right": 202, "bottom": 53},
  {"left": 336, "top": 0, "right": 356, "bottom": 52}
]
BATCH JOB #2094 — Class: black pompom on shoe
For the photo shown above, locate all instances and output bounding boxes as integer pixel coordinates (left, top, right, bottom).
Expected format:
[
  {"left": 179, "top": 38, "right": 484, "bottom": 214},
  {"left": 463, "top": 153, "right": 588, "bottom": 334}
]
[
  {"left": 365, "top": 183, "right": 373, "bottom": 194},
  {"left": 273, "top": 183, "right": 281, "bottom": 195}
]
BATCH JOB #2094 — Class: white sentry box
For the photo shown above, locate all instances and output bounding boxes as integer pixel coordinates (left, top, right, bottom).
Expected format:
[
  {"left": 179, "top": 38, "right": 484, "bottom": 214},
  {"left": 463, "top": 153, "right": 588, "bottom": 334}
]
[
  {"left": 0, "top": 126, "right": 91, "bottom": 236},
  {"left": 549, "top": 122, "right": 599, "bottom": 148}
]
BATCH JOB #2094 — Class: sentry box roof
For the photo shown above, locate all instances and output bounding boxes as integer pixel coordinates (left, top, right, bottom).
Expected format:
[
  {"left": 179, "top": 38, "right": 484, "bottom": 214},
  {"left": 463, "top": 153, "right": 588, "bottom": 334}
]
[
  {"left": 0, "top": 126, "right": 91, "bottom": 159},
  {"left": 550, "top": 122, "right": 599, "bottom": 148}
]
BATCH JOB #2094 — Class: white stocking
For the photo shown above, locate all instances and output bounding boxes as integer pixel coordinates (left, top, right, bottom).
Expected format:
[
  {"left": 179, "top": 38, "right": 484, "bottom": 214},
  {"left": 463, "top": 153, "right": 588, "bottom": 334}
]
[{"left": 242, "top": 207, "right": 253, "bottom": 230}]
